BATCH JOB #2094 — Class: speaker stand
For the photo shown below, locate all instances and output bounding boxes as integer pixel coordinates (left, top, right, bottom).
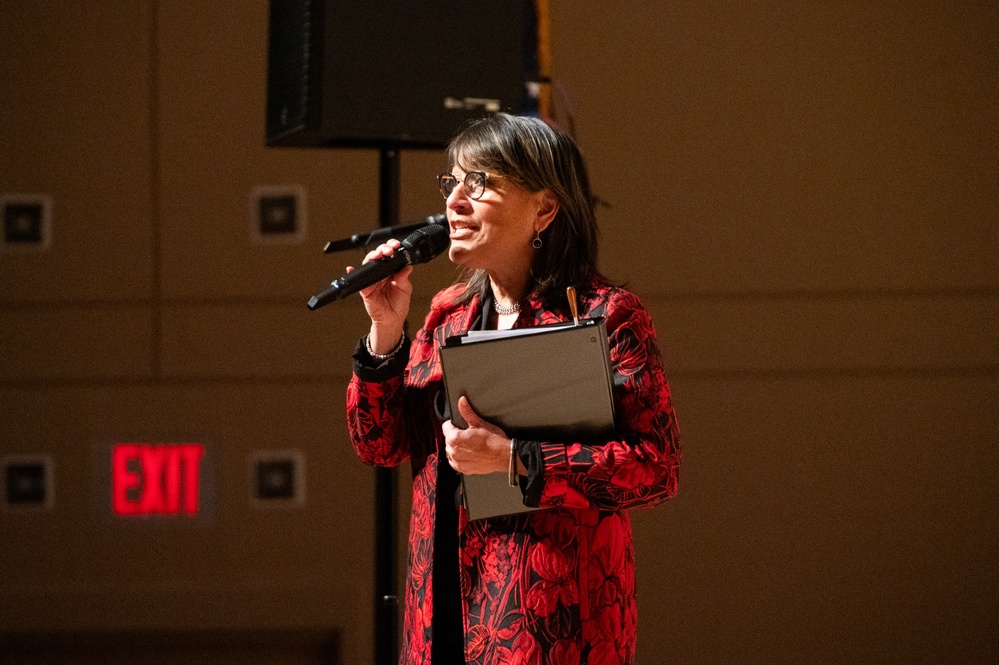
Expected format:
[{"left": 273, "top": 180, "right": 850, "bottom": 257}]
[{"left": 374, "top": 146, "right": 401, "bottom": 665}]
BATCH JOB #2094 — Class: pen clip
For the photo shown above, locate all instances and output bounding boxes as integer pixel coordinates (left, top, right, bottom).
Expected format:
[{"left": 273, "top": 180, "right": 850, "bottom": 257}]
[{"left": 567, "top": 286, "right": 580, "bottom": 326}]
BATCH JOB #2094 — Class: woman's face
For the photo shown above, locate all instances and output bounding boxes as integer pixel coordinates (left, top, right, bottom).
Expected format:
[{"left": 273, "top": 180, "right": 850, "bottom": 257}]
[{"left": 444, "top": 167, "right": 546, "bottom": 280}]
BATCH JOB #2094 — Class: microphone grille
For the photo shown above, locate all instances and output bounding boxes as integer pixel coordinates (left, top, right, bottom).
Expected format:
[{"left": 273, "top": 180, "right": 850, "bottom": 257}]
[{"left": 404, "top": 220, "right": 450, "bottom": 265}]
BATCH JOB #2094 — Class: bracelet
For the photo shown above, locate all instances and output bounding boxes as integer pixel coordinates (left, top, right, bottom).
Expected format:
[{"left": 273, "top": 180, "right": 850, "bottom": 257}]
[
  {"left": 365, "top": 333, "right": 405, "bottom": 361},
  {"left": 508, "top": 439, "right": 518, "bottom": 487}
]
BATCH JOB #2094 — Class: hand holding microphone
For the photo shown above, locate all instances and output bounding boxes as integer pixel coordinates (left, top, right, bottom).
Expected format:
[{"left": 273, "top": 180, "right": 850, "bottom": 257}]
[
  {"left": 307, "top": 220, "right": 450, "bottom": 311},
  {"left": 352, "top": 238, "right": 415, "bottom": 349}
]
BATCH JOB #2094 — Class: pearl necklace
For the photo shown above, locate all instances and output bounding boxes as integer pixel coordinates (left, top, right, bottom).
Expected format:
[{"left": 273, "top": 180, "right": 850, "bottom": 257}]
[{"left": 492, "top": 299, "right": 521, "bottom": 315}]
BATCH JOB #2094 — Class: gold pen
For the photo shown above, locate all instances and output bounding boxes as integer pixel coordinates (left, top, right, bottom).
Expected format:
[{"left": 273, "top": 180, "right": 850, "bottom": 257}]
[{"left": 567, "top": 286, "right": 579, "bottom": 326}]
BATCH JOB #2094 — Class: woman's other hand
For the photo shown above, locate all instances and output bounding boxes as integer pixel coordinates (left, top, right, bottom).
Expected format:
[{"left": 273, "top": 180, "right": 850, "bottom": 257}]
[{"left": 442, "top": 396, "right": 512, "bottom": 475}]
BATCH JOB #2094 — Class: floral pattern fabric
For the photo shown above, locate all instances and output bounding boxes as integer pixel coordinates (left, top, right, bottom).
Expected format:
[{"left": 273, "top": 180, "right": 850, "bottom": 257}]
[{"left": 346, "top": 277, "right": 681, "bottom": 664}]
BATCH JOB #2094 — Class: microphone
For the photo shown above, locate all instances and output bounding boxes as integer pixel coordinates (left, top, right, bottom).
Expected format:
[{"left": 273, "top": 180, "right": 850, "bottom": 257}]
[
  {"left": 307, "top": 221, "right": 450, "bottom": 311},
  {"left": 323, "top": 213, "right": 446, "bottom": 253}
]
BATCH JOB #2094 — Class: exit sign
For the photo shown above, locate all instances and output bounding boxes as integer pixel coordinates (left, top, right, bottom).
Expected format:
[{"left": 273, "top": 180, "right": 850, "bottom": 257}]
[{"left": 111, "top": 443, "right": 206, "bottom": 517}]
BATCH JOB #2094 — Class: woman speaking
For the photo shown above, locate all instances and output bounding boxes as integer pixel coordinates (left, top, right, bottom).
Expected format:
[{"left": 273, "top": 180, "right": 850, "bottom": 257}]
[{"left": 345, "top": 113, "right": 681, "bottom": 664}]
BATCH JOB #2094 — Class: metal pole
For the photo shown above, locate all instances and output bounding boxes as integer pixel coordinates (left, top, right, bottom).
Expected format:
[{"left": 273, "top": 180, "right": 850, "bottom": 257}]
[{"left": 374, "top": 146, "right": 401, "bottom": 665}]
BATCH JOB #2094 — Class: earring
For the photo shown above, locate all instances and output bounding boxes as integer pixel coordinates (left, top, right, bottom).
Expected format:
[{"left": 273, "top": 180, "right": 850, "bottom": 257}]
[{"left": 532, "top": 229, "right": 543, "bottom": 249}]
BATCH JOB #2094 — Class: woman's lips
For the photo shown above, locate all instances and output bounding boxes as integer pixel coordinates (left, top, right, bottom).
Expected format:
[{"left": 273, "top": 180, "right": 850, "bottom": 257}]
[{"left": 449, "top": 222, "right": 477, "bottom": 240}]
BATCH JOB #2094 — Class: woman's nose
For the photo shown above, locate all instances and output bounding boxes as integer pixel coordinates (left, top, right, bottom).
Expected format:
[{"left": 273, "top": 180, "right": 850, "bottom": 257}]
[{"left": 446, "top": 184, "right": 471, "bottom": 209}]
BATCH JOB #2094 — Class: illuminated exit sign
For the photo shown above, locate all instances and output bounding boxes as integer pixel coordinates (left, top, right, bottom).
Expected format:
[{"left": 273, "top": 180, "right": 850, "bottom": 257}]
[{"left": 111, "top": 443, "right": 206, "bottom": 517}]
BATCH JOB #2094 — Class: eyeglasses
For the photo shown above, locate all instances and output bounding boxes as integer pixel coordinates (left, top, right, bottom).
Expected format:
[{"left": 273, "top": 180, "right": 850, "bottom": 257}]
[{"left": 437, "top": 171, "right": 490, "bottom": 200}]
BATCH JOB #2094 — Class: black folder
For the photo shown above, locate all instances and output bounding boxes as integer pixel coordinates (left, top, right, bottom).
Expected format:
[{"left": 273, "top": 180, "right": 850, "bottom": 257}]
[{"left": 439, "top": 318, "right": 616, "bottom": 520}]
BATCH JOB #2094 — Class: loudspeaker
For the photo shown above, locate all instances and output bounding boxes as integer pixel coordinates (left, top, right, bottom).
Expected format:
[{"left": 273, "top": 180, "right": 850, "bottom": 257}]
[{"left": 266, "top": 0, "right": 548, "bottom": 149}]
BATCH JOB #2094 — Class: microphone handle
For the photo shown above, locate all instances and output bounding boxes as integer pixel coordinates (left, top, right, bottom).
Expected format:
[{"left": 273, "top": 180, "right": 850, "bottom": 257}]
[{"left": 307, "top": 250, "right": 410, "bottom": 310}]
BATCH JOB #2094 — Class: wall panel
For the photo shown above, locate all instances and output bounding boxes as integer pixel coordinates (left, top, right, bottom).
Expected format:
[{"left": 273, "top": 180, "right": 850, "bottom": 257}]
[
  {"left": 0, "top": 1, "right": 154, "bottom": 303},
  {"left": 634, "top": 373, "right": 999, "bottom": 663},
  {"left": 0, "top": 307, "right": 154, "bottom": 382},
  {"left": 552, "top": 1, "right": 999, "bottom": 296},
  {"left": 158, "top": 295, "right": 455, "bottom": 381},
  {"left": 646, "top": 293, "right": 999, "bottom": 375},
  {"left": 159, "top": 304, "right": 358, "bottom": 379}
]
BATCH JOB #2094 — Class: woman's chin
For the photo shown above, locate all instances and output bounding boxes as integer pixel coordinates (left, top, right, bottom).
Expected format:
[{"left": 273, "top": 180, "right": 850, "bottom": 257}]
[{"left": 448, "top": 244, "right": 475, "bottom": 267}]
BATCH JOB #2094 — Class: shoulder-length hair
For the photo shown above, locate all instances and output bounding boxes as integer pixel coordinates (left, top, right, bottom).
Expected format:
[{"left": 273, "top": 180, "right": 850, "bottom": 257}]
[{"left": 448, "top": 113, "right": 600, "bottom": 309}]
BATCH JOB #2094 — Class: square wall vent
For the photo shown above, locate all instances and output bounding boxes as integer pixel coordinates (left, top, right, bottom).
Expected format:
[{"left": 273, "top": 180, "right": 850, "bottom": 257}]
[
  {"left": 249, "top": 449, "right": 306, "bottom": 508},
  {"left": 2, "top": 454, "right": 54, "bottom": 512}
]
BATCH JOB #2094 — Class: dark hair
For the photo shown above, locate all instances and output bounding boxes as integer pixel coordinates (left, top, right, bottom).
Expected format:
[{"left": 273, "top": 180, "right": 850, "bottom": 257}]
[{"left": 448, "top": 113, "right": 600, "bottom": 309}]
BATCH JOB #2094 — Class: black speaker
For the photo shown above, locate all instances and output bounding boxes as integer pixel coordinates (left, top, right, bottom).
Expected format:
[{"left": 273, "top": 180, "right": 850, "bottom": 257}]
[{"left": 266, "top": 0, "right": 548, "bottom": 149}]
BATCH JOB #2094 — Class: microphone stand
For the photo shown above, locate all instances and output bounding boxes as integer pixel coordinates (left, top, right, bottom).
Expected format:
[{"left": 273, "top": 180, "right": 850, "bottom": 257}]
[
  {"left": 322, "top": 218, "right": 435, "bottom": 254},
  {"left": 374, "top": 147, "right": 400, "bottom": 665}
]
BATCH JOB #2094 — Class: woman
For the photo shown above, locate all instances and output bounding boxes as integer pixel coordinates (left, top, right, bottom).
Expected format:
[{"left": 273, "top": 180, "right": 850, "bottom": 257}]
[{"left": 346, "top": 113, "right": 680, "bottom": 664}]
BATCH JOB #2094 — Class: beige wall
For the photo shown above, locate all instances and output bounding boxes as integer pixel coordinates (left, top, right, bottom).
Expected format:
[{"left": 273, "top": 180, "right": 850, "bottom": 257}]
[{"left": 1, "top": 1, "right": 996, "bottom": 663}]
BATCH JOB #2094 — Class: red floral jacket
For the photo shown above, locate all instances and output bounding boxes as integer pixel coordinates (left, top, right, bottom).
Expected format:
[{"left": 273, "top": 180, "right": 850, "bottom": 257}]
[{"left": 347, "top": 277, "right": 681, "bottom": 664}]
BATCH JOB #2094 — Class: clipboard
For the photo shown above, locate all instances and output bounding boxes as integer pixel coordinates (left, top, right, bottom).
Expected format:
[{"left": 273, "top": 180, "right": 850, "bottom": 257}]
[{"left": 439, "top": 318, "right": 616, "bottom": 520}]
